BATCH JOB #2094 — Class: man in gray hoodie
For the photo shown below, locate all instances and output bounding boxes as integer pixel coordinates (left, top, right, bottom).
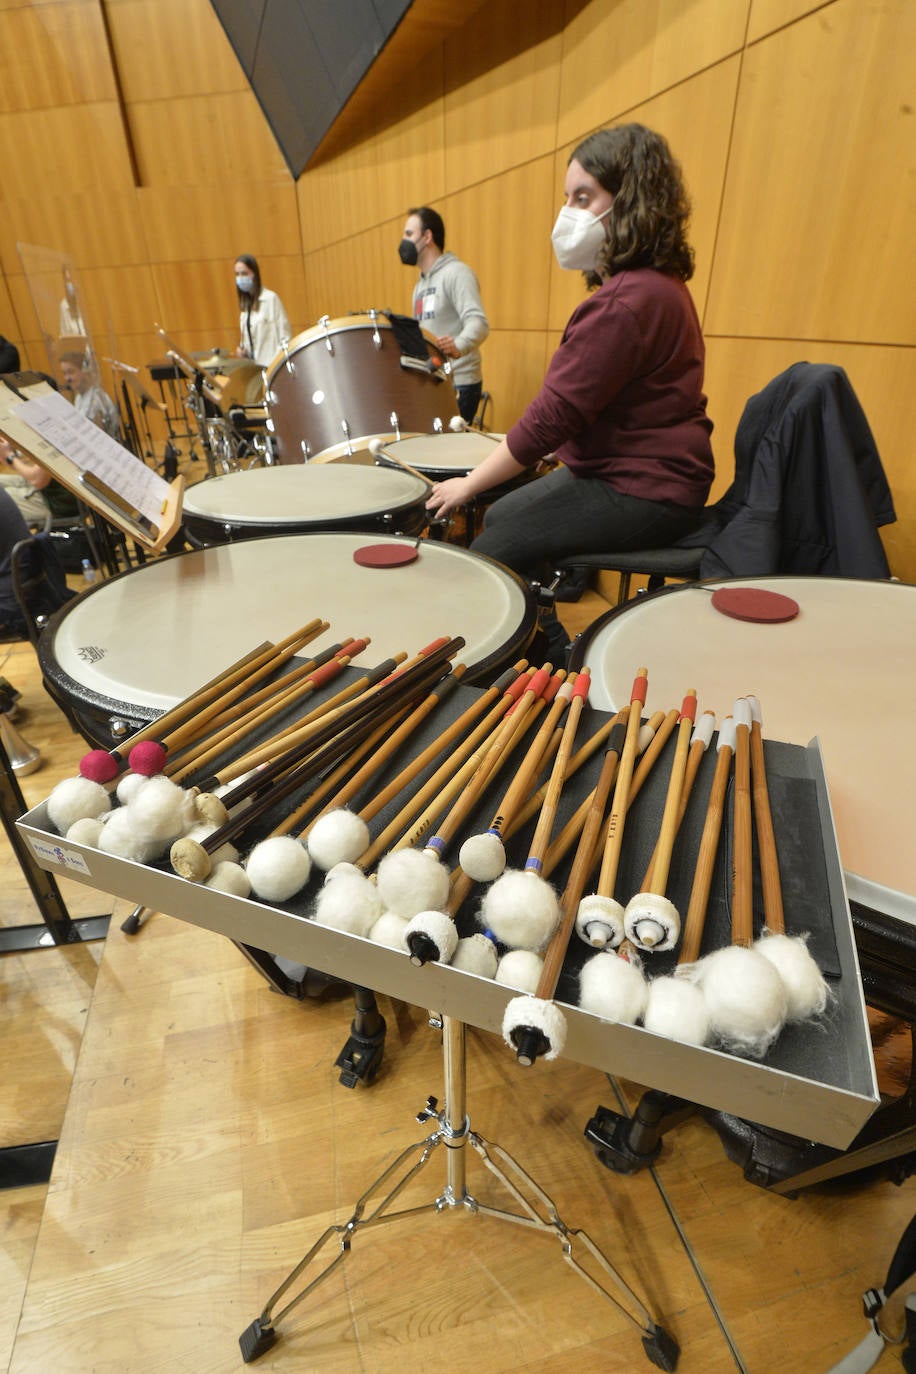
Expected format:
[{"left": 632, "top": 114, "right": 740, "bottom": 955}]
[{"left": 399, "top": 207, "right": 489, "bottom": 425}]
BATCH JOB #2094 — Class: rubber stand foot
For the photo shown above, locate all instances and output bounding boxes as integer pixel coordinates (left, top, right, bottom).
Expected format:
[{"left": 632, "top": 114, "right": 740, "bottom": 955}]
[
  {"left": 335, "top": 1014, "right": 386, "bottom": 1088},
  {"left": 239, "top": 1317, "right": 276, "bottom": 1363},
  {"left": 643, "top": 1324, "right": 680, "bottom": 1370}
]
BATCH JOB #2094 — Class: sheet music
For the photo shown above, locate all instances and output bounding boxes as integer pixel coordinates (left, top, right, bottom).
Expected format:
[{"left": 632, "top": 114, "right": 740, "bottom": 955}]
[{"left": 13, "top": 390, "right": 171, "bottom": 527}]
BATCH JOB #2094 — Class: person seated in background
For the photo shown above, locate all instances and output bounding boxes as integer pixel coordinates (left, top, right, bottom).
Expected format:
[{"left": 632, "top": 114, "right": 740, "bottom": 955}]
[
  {"left": 0, "top": 334, "right": 21, "bottom": 373},
  {"left": 59, "top": 350, "right": 122, "bottom": 441},
  {"left": 425, "top": 123, "right": 714, "bottom": 658},
  {"left": 233, "top": 254, "right": 291, "bottom": 367}
]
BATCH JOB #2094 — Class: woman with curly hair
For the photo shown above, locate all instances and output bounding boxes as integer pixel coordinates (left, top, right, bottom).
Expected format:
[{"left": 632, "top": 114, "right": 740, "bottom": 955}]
[{"left": 426, "top": 124, "right": 714, "bottom": 649}]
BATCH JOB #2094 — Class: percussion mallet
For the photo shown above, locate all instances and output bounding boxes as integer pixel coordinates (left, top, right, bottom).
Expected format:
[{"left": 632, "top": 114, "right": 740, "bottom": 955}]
[
  {"left": 622, "top": 689, "right": 698, "bottom": 953},
  {"left": 687, "top": 700, "right": 789, "bottom": 1059},
  {"left": 634, "top": 709, "right": 716, "bottom": 897},
  {"left": 747, "top": 696, "right": 829, "bottom": 1023},
  {"left": 641, "top": 715, "right": 734, "bottom": 1046},
  {"left": 367, "top": 436, "right": 433, "bottom": 488},
  {"left": 482, "top": 672, "right": 591, "bottom": 968},
  {"left": 339, "top": 663, "right": 534, "bottom": 874},
  {"left": 575, "top": 670, "right": 648, "bottom": 951}
]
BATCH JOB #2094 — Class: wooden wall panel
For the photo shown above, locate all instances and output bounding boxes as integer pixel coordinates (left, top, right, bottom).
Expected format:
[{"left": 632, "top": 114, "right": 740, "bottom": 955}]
[
  {"left": 474, "top": 329, "right": 552, "bottom": 436},
  {"left": 556, "top": 0, "right": 749, "bottom": 149},
  {"left": 705, "top": 0, "right": 916, "bottom": 344},
  {"left": 128, "top": 92, "right": 289, "bottom": 187},
  {"left": 0, "top": 2, "right": 115, "bottom": 112},
  {"left": 105, "top": 0, "right": 248, "bottom": 102},
  {"left": 441, "top": 0, "right": 565, "bottom": 191},
  {"left": 0, "top": 191, "right": 147, "bottom": 274},
  {"left": 703, "top": 336, "right": 914, "bottom": 573},
  {"left": 298, "top": 81, "right": 447, "bottom": 251},
  {"left": 0, "top": 104, "right": 135, "bottom": 195},
  {"left": 135, "top": 184, "right": 301, "bottom": 265},
  {"left": 547, "top": 57, "right": 742, "bottom": 332}
]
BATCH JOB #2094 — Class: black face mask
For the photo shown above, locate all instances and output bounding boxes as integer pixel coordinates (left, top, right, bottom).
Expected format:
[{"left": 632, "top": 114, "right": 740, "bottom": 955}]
[{"left": 398, "top": 237, "right": 419, "bottom": 266}]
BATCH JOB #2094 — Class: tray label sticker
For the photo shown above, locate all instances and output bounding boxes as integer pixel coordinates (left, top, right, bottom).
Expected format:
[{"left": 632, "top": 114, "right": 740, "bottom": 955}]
[{"left": 28, "top": 835, "right": 92, "bottom": 876}]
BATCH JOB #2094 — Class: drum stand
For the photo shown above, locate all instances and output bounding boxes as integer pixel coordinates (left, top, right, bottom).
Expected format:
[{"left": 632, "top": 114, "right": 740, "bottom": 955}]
[{"left": 239, "top": 1015, "right": 679, "bottom": 1370}]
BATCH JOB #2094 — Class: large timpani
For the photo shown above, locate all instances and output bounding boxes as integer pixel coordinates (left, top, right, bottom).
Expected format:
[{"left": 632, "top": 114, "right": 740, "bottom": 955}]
[
  {"left": 569, "top": 576, "right": 916, "bottom": 923},
  {"left": 264, "top": 314, "right": 459, "bottom": 464},
  {"left": 39, "top": 533, "right": 536, "bottom": 747},
  {"left": 181, "top": 464, "right": 430, "bottom": 547},
  {"left": 374, "top": 430, "right": 503, "bottom": 479}
]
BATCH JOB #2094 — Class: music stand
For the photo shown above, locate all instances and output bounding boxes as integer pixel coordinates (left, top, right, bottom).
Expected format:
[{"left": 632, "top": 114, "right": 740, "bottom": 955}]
[{"left": 239, "top": 1012, "right": 678, "bottom": 1368}]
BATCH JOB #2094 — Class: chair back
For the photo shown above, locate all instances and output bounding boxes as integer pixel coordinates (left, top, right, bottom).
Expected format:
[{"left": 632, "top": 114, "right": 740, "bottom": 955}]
[{"left": 10, "top": 531, "right": 77, "bottom": 649}]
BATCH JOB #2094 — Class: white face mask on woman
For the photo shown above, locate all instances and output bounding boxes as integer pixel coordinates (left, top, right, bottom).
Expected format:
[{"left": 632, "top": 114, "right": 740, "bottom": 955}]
[{"left": 550, "top": 204, "right": 612, "bottom": 272}]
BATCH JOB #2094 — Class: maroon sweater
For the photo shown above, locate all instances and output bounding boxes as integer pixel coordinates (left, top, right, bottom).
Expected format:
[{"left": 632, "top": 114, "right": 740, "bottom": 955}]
[{"left": 507, "top": 269, "right": 714, "bottom": 508}]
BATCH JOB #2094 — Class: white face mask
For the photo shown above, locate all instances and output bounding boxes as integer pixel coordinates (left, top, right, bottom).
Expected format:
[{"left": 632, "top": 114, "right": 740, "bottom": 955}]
[{"left": 551, "top": 204, "right": 612, "bottom": 272}]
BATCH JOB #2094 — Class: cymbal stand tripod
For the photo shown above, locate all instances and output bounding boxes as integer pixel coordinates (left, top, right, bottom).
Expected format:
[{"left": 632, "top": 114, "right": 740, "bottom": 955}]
[{"left": 240, "top": 1014, "right": 679, "bottom": 1369}]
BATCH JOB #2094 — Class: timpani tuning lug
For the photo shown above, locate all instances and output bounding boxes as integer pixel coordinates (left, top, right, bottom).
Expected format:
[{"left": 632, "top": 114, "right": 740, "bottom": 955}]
[
  {"left": 108, "top": 718, "right": 133, "bottom": 740},
  {"left": 367, "top": 309, "right": 382, "bottom": 348},
  {"left": 280, "top": 340, "right": 295, "bottom": 374}
]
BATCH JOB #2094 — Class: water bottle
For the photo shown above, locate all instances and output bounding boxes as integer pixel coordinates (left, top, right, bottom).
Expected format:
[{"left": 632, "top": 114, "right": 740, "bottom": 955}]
[{"left": 81, "top": 558, "right": 98, "bottom": 585}]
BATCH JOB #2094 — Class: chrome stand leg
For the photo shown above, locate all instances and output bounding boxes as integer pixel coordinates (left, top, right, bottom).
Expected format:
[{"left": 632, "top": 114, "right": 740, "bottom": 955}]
[{"left": 240, "top": 1015, "right": 679, "bottom": 1368}]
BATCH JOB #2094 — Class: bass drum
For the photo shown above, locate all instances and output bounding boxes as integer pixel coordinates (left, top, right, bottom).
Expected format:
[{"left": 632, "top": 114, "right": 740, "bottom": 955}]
[
  {"left": 265, "top": 314, "right": 459, "bottom": 464},
  {"left": 39, "top": 533, "right": 537, "bottom": 748},
  {"left": 181, "top": 464, "right": 430, "bottom": 547}
]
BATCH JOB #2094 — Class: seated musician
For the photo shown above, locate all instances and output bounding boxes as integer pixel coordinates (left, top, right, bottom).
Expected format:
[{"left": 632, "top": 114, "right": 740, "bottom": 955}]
[
  {"left": 60, "top": 351, "right": 122, "bottom": 442},
  {"left": 425, "top": 123, "right": 715, "bottom": 658}
]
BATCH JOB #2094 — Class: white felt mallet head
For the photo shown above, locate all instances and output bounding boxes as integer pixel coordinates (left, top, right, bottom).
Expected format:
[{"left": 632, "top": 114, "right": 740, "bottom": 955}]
[
  {"left": 643, "top": 975, "right": 710, "bottom": 1046},
  {"left": 495, "top": 949, "right": 544, "bottom": 994},
  {"left": 369, "top": 911, "right": 410, "bottom": 950},
  {"left": 688, "top": 944, "right": 788, "bottom": 1058},
  {"left": 450, "top": 934, "right": 498, "bottom": 978},
  {"left": 754, "top": 931, "right": 829, "bottom": 1021},
  {"left": 205, "top": 861, "right": 252, "bottom": 898},
  {"left": 623, "top": 893, "right": 681, "bottom": 952},
  {"left": 116, "top": 772, "right": 148, "bottom": 806},
  {"left": 313, "top": 869, "right": 382, "bottom": 936},
  {"left": 502, "top": 996, "right": 568, "bottom": 1064},
  {"left": 245, "top": 836, "right": 312, "bottom": 903},
  {"left": 576, "top": 894, "right": 625, "bottom": 950},
  {"left": 307, "top": 809, "right": 371, "bottom": 871},
  {"left": 125, "top": 774, "right": 197, "bottom": 845},
  {"left": 65, "top": 816, "right": 105, "bottom": 847},
  {"left": 97, "top": 807, "right": 163, "bottom": 864},
  {"left": 458, "top": 830, "right": 507, "bottom": 882},
  {"left": 375, "top": 847, "right": 450, "bottom": 918},
  {"left": 404, "top": 909, "right": 459, "bottom": 966},
  {"left": 578, "top": 950, "right": 648, "bottom": 1024},
  {"left": 47, "top": 776, "right": 111, "bottom": 833},
  {"left": 481, "top": 869, "right": 561, "bottom": 952}
]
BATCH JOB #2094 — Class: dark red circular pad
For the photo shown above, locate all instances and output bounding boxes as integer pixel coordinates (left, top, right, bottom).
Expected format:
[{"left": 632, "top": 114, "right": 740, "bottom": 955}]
[
  {"left": 711, "top": 587, "right": 799, "bottom": 623},
  {"left": 353, "top": 543, "right": 419, "bottom": 569}
]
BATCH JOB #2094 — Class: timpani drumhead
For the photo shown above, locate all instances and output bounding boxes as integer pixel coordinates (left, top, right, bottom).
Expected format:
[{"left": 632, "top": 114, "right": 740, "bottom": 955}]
[
  {"left": 40, "top": 533, "right": 536, "bottom": 742},
  {"left": 569, "top": 576, "right": 916, "bottom": 918},
  {"left": 181, "top": 465, "right": 429, "bottom": 541},
  {"left": 376, "top": 430, "right": 502, "bottom": 479}
]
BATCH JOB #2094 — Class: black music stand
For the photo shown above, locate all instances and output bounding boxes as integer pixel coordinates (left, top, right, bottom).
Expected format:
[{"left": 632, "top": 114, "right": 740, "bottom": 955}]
[{"left": 239, "top": 1014, "right": 679, "bottom": 1368}]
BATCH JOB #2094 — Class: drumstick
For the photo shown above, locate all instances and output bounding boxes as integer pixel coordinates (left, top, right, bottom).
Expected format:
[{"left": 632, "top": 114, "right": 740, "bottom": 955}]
[
  {"left": 731, "top": 697, "right": 754, "bottom": 947},
  {"left": 677, "top": 716, "right": 735, "bottom": 966},
  {"left": 622, "top": 690, "right": 698, "bottom": 952},
  {"left": 746, "top": 695, "right": 785, "bottom": 935},
  {"left": 502, "top": 725, "right": 622, "bottom": 1064},
  {"left": 367, "top": 436, "right": 433, "bottom": 488},
  {"left": 575, "top": 670, "right": 648, "bottom": 950},
  {"left": 635, "top": 710, "right": 716, "bottom": 893}
]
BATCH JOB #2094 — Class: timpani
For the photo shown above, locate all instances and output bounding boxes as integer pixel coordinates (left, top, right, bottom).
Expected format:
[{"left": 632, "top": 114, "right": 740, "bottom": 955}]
[
  {"left": 569, "top": 575, "right": 916, "bottom": 925},
  {"left": 181, "top": 465, "right": 430, "bottom": 547},
  {"left": 39, "top": 533, "right": 537, "bottom": 747}
]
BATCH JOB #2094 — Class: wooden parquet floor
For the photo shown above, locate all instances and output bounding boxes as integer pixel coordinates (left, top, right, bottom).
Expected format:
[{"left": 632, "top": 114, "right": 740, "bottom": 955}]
[{"left": 1, "top": 578, "right": 914, "bottom": 1374}]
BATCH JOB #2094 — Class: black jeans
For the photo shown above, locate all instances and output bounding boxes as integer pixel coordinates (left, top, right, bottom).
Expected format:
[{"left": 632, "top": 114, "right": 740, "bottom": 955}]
[
  {"left": 455, "top": 382, "right": 482, "bottom": 427},
  {"left": 470, "top": 464, "right": 704, "bottom": 578}
]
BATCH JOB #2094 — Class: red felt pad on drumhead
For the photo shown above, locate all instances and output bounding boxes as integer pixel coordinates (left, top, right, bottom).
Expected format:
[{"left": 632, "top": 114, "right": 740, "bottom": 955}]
[
  {"left": 711, "top": 587, "right": 799, "bottom": 623},
  {"left": 353, "top": 544, "right": 419, "bottom": 568}
]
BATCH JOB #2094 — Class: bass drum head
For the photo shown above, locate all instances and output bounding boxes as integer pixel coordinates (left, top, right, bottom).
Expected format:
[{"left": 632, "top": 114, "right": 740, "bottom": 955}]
[
  {"left": 181, "top": 464, "right": 429, "bottom": 545},
  {"left": 264, "top": 315, "right": 458, "bottom": 464},
  {"left": 39, "top": 534, "right": 536, "bottom": 746}
]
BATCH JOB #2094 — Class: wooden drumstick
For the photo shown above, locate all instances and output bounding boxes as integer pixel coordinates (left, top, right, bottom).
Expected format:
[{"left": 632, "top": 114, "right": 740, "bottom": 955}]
[
  {"left": 731, "top": 697, "right": 754, "bottom": 947},
  {"left": 367, "top": 436, "right": 433, "bottom": 488},
  {"left": 678, "top": 716, "right": 735, "bottom": 965},
  {"left": 636, "top": 711, "right": 716, "bottom": 893},
  {"left": 746, "top": 695, "right": 785, "bottom": 935}
]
